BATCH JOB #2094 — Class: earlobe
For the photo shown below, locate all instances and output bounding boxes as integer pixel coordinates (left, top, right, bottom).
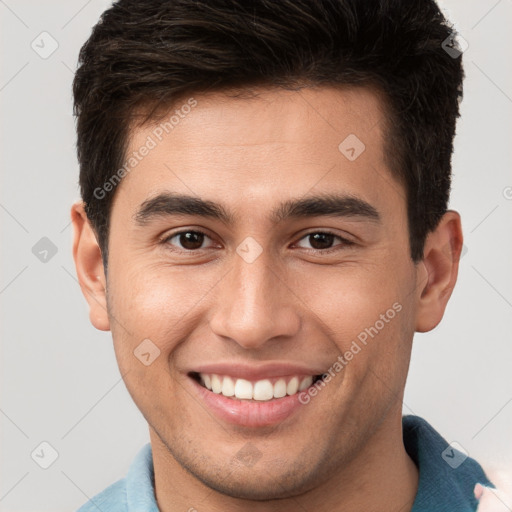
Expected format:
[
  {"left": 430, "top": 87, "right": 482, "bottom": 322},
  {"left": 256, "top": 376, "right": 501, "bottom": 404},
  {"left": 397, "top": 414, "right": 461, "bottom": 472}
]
[
  {"left": 71, "top": 201, "right": 111, "bottom": 331},
  {"left": 415, "top": 211, "right": 463, "bottom": 333}
]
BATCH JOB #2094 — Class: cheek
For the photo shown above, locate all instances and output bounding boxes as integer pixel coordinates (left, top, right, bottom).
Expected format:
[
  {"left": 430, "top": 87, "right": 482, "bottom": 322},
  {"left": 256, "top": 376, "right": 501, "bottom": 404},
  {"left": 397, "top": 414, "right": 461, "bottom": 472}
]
[
  {"left": 105, "top": 270, "right": 190, "bottom": 415},
  {"left": 293, "top": 263, "right": 407, "bottom": 337},
  {"left": 106, "top": 263, "right": 216, "bottom": 360},
  {"left": 295, "top": 262, "right": 415, "bottom": 394}
]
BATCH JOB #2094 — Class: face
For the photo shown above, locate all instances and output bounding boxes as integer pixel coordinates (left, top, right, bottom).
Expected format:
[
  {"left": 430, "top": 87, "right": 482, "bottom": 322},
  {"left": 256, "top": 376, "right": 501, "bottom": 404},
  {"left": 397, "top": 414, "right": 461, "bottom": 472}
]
[{"left": 74, "top": 86, "right": 456, "bottom": 500}]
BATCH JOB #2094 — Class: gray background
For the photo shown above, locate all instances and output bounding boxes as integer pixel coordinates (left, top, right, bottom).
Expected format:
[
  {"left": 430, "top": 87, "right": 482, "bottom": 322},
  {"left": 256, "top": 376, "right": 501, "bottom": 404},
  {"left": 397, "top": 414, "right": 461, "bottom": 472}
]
[{"left": 1, "top": 0, "right": 511, "bottom": 510}]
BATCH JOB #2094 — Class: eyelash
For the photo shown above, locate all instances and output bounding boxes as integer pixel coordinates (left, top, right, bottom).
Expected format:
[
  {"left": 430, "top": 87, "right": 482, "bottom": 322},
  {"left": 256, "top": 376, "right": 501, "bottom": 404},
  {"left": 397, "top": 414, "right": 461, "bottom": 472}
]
[{"left": 160, "top": 229, "right": 354, "bottom": 254}]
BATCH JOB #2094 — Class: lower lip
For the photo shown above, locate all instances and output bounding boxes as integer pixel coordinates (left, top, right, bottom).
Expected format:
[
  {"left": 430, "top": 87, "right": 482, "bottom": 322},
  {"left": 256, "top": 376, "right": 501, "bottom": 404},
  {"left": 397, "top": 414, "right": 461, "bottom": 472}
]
[{"left": 189, "top": 377, "right": 305, "bottom": 427}]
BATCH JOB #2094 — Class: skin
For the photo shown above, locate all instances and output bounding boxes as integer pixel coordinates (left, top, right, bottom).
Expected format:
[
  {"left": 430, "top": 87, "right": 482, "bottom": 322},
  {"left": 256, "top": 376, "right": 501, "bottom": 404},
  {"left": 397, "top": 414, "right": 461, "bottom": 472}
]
[{"left": 71, "top": 85, "right": 463, "bottom": 511}]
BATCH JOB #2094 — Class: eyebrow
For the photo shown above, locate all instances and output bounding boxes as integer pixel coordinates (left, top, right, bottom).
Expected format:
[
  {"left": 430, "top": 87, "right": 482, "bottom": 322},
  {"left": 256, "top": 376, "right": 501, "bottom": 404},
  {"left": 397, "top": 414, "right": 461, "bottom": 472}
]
[{"left": 134, "top": 192, "right": 380, "bottom": 226}]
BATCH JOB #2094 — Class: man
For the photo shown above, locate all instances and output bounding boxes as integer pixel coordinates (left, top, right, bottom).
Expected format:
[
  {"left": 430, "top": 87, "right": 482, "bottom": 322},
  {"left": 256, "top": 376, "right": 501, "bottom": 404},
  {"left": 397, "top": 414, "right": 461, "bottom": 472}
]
[{"left": 70, "top": 0, "right": 494, "bottom": 510}]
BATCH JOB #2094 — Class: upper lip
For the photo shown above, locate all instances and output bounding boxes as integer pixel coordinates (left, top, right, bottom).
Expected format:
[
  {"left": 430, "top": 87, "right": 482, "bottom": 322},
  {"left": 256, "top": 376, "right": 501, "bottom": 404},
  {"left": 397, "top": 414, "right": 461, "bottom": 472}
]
[{"left": 189, "top": 362, "right": 326, "bottom": 381}]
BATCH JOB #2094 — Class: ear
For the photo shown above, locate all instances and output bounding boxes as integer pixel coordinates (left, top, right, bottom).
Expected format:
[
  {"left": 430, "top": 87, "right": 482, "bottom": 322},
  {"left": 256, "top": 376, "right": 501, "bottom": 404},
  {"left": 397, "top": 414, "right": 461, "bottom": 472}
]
[
  {"left": 71, "top": 201, "right": 110, "bottom": 331},
  {"left": 415, "top": 210, "right": 463, "bottom": 333}
]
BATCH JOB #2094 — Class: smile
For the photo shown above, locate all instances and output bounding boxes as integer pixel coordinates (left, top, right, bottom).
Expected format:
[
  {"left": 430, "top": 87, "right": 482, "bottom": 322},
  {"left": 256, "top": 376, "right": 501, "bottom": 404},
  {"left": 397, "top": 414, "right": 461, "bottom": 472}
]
[
  {"left": 187, "top": 364, "right": 326, "bottom": 427},
  {"left": 193, "top": 372, "right": 322, "bottom": 401}
]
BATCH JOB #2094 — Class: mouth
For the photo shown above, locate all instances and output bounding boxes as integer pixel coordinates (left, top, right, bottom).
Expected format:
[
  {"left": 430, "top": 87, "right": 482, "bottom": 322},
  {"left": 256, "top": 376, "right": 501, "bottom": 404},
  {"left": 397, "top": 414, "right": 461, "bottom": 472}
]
[
  {"left": 189, "top": 372, "right": 324, "bottom": 401},
  {"left": 186, "top": 363, "right": 327, "bottom": 427}
]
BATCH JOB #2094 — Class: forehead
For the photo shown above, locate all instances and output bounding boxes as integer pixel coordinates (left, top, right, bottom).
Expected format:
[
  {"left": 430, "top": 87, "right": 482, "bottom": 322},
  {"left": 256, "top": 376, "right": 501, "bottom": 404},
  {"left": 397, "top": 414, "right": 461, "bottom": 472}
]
[
  {"left": 137, "top": 85, "right": 387, "bottom": 151},
  {"left": 113, "top": 85, "right": 405, "bottom": 221}
]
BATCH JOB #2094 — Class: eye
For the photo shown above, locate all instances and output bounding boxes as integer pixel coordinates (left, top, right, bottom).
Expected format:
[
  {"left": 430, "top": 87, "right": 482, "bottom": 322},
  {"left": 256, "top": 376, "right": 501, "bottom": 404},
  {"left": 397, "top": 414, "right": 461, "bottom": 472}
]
[
  {"left": 295, "top": 231, "right": 353, "bottom": 252},
  {"left": 162, "top": 230, "right": 215, "bottom": 251}
]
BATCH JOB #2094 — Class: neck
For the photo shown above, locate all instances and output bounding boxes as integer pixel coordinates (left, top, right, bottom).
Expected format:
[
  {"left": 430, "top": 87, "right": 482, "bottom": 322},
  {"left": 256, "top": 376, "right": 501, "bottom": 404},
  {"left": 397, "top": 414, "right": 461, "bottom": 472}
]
[{"left": 151, "top": 411, "right": 418, "bottom": 512}]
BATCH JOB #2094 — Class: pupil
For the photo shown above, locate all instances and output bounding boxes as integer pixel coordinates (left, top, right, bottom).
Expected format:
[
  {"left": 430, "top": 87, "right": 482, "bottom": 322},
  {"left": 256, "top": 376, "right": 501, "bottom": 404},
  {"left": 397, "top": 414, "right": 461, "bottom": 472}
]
[
  {"left": 310, "top": 233, "right": 334, "bottom": 250},
  {"left": 180, "top": 231, "right": 204, "bottom": 250}
]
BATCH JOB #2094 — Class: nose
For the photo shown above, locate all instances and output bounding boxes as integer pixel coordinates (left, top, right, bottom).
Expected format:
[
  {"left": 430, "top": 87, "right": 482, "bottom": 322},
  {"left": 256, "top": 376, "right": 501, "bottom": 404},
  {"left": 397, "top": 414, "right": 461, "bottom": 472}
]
[{"left": 208, "top": 249, "right": 301, "bottom": 350}]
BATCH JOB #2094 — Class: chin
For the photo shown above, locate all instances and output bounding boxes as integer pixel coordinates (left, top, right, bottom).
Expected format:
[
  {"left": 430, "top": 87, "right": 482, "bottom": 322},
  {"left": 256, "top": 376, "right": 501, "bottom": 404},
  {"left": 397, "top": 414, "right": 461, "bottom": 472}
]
[
  {"left": 190, "top": 469, "right": 309, "bottom": 501},
  {"left": 169, "top": 440, "right": 322, "bottom": 501}
]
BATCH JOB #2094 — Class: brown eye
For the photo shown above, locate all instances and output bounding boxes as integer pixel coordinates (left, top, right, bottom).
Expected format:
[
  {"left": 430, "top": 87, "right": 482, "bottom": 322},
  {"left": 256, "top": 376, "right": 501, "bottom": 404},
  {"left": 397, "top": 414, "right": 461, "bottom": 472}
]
[
  {"left": 307, "top": 233, "right": 335, "bottom": 250},
  {"left": 295, "top": 231, "right": 353, "bottom": 252},
  {"left": 164, "top": 230, "right": 212, "bottom": 251}
]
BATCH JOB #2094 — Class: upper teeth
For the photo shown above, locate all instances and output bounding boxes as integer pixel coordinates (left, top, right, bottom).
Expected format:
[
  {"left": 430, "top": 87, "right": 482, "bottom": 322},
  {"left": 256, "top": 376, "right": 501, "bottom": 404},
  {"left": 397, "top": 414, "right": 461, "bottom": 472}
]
[{"left": 199, "top": 374, "right": 314, "bottom": 401}]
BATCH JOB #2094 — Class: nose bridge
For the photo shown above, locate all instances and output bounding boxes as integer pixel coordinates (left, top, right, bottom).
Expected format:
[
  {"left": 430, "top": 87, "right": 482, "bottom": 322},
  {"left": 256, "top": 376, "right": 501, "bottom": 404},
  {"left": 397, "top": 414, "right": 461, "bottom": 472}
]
[{"left": 209, "top": 248, "right": 301, "bottom": 348}]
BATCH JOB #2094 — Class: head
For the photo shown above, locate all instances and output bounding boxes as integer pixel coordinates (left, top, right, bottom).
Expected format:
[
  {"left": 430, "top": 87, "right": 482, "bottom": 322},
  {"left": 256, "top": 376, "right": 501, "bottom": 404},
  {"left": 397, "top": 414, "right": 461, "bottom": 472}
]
[{"left": 71, "top": 0, "right": 464, "bottom": 502}]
